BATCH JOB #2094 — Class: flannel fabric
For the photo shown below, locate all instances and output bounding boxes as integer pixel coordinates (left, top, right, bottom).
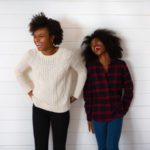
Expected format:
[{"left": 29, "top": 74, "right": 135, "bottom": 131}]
[{"left": 83, "top": 59, "right": 133, "bottom": 122}]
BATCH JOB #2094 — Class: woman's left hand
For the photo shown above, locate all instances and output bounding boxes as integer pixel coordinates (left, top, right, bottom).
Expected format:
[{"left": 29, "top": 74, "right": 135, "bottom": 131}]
[{"left": 70, "top": 96, "right": 77, "bottom": 103}]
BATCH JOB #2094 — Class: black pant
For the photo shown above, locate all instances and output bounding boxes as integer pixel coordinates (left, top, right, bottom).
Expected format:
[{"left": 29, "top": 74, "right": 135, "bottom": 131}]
[{"left": 32, "top": 105, "right": 70, "bottom": 150}]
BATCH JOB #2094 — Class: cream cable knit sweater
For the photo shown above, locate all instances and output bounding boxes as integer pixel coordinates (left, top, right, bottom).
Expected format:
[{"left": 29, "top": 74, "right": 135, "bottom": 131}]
[{"left": 15, "top": 48, "right": 87, "bottom": 112}]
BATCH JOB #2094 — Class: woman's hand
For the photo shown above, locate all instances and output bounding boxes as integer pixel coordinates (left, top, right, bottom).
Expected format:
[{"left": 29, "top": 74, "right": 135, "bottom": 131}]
[
  {"left": 28, "top": 90, "right": 33, "bottom": 98},
  {"left": 70, "top": 96, "right": 77, "bottom": 103},
  {"left": 88, "top": 121, "right": 94, "bottom": 133}
]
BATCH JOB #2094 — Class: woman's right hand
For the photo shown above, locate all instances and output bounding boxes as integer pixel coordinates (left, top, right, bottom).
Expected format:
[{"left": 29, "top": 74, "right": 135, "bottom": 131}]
[
  {"left": 28, "top": 90, "right": 33, "bottom": 98},
  {"left": 88, "top": 121, "right": 94, "bottom": 133}
]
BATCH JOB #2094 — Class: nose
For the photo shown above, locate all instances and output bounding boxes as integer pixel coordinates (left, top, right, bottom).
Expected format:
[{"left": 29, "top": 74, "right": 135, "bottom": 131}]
[{"left": 34, "top": 37, "right": 40, "bottom": 43}]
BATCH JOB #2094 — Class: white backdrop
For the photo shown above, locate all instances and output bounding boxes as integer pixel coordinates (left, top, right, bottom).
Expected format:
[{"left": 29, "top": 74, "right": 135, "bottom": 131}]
[{"left": 0, "top": 0, "right": 150, "bottom": 150}]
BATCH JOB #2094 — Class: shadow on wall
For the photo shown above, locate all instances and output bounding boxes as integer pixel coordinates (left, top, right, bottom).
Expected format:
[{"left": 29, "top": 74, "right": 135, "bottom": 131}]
[{"left": 120, "top": 34, "right": 136, "bottom": 149}]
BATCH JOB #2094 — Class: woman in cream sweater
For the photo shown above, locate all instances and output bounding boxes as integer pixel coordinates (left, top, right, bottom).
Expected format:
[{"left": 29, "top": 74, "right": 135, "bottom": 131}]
[{"left": 15, "top": 12, "right": 87, "bottom": 150}]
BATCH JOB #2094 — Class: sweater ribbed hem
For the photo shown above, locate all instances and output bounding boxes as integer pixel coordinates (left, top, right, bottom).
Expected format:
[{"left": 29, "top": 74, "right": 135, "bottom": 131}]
[{"left": 32, "top": 97, "right": 71, "bottom": 113}]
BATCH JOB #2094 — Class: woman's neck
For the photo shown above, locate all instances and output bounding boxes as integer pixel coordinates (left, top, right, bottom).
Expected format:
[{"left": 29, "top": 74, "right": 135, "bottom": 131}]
[
  {"left": 98, "top": 52, "right": 111, "bottom": 71},
  {"left": 41, "top": 46, "right": 58, "bottom": 56}
]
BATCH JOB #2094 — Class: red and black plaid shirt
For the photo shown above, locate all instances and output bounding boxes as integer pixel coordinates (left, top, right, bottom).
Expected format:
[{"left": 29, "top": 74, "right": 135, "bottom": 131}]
[{"left": 83, "top": 59, "right": 133, "bottom": 122}]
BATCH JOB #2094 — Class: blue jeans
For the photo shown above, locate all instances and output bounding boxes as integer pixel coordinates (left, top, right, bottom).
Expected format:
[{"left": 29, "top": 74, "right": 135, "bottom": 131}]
[{"left": 93, "top": 118, "right": 123, "bottom": 150}]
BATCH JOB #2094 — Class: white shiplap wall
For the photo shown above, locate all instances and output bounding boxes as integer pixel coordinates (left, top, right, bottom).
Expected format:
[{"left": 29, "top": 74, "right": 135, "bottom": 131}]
[{"left": 0, "top": 0, "right": 150, "bottom": 150}]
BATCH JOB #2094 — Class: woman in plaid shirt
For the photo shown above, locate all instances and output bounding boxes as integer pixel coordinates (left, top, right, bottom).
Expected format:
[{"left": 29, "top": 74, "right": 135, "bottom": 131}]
[{"left": 82, "top": 29, "right": 134, "bottom": 150}]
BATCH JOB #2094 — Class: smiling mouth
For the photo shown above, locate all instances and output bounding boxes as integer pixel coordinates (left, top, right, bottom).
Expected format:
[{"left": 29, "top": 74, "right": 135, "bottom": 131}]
[
  {"left": 36, "top": 43, "right": 42, "bottom": 48},
  {"left": 94, "top": 46, "right": 101, "bottom": 52}
]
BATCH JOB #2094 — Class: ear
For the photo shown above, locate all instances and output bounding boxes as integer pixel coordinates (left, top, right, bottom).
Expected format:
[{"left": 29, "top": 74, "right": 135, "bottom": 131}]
[{"left": 51, "top": 35, "right": 55, "bottom": 43}]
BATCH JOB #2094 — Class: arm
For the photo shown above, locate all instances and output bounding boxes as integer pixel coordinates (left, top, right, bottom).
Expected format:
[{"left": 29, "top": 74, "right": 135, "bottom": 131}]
[
  {"left": 122, "top": 61, "right": 134, "bottom": 115},
  {"left": 15, "top": 50, "right": 34, "bottom": 93},
  {"left": 83, "top": 69, "right": 93, "bottom": 121},
  {"left": 70, "top": 52, "right": 87, "bottom": 100}
]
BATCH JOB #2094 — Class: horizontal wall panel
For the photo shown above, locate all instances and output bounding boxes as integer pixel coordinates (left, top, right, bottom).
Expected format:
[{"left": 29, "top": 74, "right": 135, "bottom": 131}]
[
  {"left": 0, "top": 119, "right": 150, "bottom": 133},
  {"left": 1, "top": 2, "right": 150, "bottom": 15},
  {"left": 0, "top": 42, "right": 150, "bottom": 55},
  {"left": 1, "top": 28, "right": 150, "bottom": 43},
  {"left": 0, "top": 54, "right": 149, "bottom": 68},
  {"left": 0, "top": 131, "right": 150, "bottom": 145},
  {"left": 0, "top": 107, "right": 149, "bottom": 120},
  {"left": 1, "top": 14, "right": 150, "bottom": 29},
  {"left": 0, "top": 80, "right": 149, "bottom": 95},
  {"left": 0, "top": 92, "right": 149, "bottom": 108},
  {"left": 0, "top": 144, "right": 150, "bottom": 150},
  {"left": 1, "top": 67, "right": 150, "bottom": 81}
]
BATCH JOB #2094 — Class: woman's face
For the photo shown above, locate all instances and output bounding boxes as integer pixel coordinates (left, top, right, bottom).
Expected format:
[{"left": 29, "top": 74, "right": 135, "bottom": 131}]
[
  {"left": 33, "top": 27, "right": 54, "bottom": 52},
  {"left": 91, "top": 38, "right": 106, "bottom": 56}
]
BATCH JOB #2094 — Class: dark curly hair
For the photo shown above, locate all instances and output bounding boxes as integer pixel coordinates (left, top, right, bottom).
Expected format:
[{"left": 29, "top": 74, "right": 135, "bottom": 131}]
[
  {"left": 29, "top": 12, "right": 63, "bottom": 45},
  {"left": 81, "top": 29, "right": 123, "bottom": 64}
]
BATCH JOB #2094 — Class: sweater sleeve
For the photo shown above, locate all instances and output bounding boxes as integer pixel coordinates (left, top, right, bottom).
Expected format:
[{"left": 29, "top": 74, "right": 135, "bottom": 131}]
[
  {"left": 70, "top": 52, "right": 87, "bottom": 99},
  {"left": 15, "top": 50, "right": 34, "bottom": 93},
  {"left": 122, "top": 61, "right": 134, "bottom": 115}
]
